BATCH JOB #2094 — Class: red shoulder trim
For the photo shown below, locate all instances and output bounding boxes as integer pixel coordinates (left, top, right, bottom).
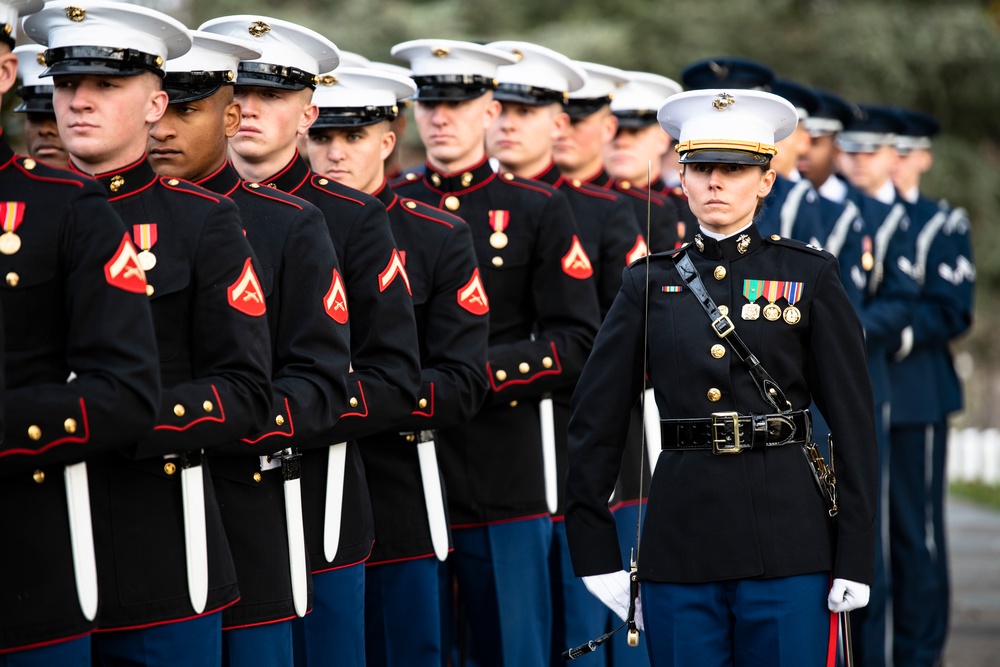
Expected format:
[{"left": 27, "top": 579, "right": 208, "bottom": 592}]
[
  {"left": 240, "top": 182, "right": 305, "bottom": 210},
  {"left": 160, "top": 178, "right": 222, "bottom": 204},
  {"left": 569, "top": 182, "right": 617, "bottom": 201},
  {"left": 13, "top": 160, "right": 86, "bottom": 188},
  {"left": 401, "top": 200, "right": 459, "bottom": 228},
  {"left": 502, "top": 176, "right": 555, "bottom": 198},
  {"left": 310, "top": 177, "right": 365, "bottom": 206}
]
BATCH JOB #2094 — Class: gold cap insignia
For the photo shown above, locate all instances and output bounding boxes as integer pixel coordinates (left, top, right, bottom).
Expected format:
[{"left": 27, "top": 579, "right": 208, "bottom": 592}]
[
  {"left": 391, "top": 104, "right": 399, "bottom": 114},
  {"left": 65, "top": 6, "right": 86, "bottom": 22},
  {"left": 713, "top": 92, "right": 736, "bottom": 111},
  {"left": 432, "top": 47, "right": 450, "bottom": 58},
  {"left": 36, "top": 51, "right": 46, "bottom": 66},
  {"left": 512, "top": 49, "right": 524, "bottom": 62},
  {"left": 316, "top": 74, "right": 338, "bottom": 86},
  {"left": 3, "top": 24, "right": 11, "bottom": 36},
  {"left": 248, "top": 20, "right": 270, "bottom": 38}
]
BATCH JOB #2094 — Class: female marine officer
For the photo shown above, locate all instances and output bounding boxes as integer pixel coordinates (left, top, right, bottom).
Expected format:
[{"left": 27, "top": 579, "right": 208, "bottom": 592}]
[{"left": 564, "top": 89, "right": 878, "bottom": 666}]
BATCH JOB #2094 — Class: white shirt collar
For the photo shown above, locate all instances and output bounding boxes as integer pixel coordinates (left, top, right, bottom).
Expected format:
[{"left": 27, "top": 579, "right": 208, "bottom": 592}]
[
  {"left": 872, "top": 180, "right": 897, "bottom": 205},
  {"left": 699, "top": 221, "right": 754, "bottom": 241},
  {"left": 818, "top": 175, "right": 848, "bottom": 204}
]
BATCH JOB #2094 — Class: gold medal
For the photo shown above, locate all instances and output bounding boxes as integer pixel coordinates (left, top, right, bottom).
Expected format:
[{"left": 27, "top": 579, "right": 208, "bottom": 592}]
[
  {"left": 741, "top": 303, "right": 760, "bottom": 320},
  {"left": 783, "top": 305, "right": 801, "bottom": 325},
  {"left": 0, "top": 231, "right": 21, "bottom": 255},
  {"left": 763, "top": 303, "right": 782, "bottom": 321},
  {"left": 490, "top": 231, "right": 508, "bottom": 249},
  {"left": 138, "top": 249, "right": 157, "bottom": 271}
]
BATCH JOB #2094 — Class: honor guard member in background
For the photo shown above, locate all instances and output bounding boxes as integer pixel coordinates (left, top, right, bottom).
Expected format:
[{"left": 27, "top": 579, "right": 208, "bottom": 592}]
[
  {"left": 391, "top": 39, "right": 601, "bottom": 667},
  {"left": 199, "top": 16, "right": 421, "bottom": 667},
  {"left": 483, "top": 41, "right": 645, "bottom": 666},
  {"left": 887, "top": 108, "right": 974, "bottom": 667},
  {"left": 0, "top": 1, "right": 161, "bottom": 661},
  {"left": 828, "top": 102, "right": 920, "bottom": 667},
  {"left": 566, "top": 88, "right": 878, "bottom": 667},
  {"left": 12, "top": 40, "right": 68, "bottom": 167},
  {"left": 604, "top": 70, "right": 693, "bottom": 252},
  {"left": 681, "top": 58, "right": 824, "bottom": 244},
  {"left": 306, "top": 66, "right": 490, "bottom": 667},
  {"left": 25, "top": 3, "right": 276, "bottom": 665},
  {"left": 369, "top": 60, "right": 417, "bottom": 180},
  {"left": 148, "top": 31, "right": 353, "bottom": 666}
]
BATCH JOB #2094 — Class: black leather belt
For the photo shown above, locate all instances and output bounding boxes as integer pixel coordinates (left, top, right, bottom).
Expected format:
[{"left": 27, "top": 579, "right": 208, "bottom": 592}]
[{"left": 660, "top": 409, "right": 811, "bottom": 454}]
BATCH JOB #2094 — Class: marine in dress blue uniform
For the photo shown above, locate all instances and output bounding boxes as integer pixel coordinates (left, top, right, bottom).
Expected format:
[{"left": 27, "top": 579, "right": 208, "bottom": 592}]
[
  {"left": 605, "top": 71, "right": 692, "bottom": 253},
  {"left": 25, "top": 3, "right": 275, "bottom": 665},
  {"left": 1, "top": 5, "right": 161, "bottom": 662},
  {"left": 200, "top": 16, "right": 421, "bottom": 667},
  {"left": 887, "top": 108, "right": 974, "bottom": 667},
  {"left": 392, "top": 39, "right": 601, "bottom": 667},
  {"left": 12, "top": 39, "right": 68, "bottom": 168},
  {"left": 566, "top": 88, "right": 878, "bottom": 667},
  {"left": 305, "top": 65, "right": 490, "bottom": 667},
  {"left": 485, "top": 42, "right": 647, "bottom": 667},
  {"left": 148, "top": 31, "right": 353, "bottom": 666},
  {"left": 829, "top": 103, "right": 921, "bottom": 667}
]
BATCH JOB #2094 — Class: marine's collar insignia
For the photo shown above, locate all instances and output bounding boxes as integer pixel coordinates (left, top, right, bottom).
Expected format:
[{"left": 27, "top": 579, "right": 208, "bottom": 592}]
[
  {"left": 736, "top": 233, "right": 751, "bottom": 254},
  {"left": 694, "top": 234, "right": 705, "bottom": 252}
]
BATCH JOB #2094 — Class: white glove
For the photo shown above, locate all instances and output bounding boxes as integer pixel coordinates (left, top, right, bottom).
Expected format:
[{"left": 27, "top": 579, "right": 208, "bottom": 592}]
[
  {"left": 583, "top": 571, "right": 644, "bottom": 631},
  {"left": 827, "top": 578, "right": 870, "bottom": 612}
]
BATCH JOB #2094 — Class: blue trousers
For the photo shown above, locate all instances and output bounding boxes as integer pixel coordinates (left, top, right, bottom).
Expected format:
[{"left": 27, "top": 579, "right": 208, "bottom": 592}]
[
  {"left": 365, "top": 556, "right": 442, "bottom": 667},
  {"left": 888, "top": 422, "right": 949, "bottom": 667},
  {"left": 292, "top": 562, "right": 365, "bottom": 667},
  {"left": 91, "top": 612, "right": 222, "bottom": 667},
  {"left": 852, "top": 403, "right": 891, "bottom": 667},
  {"left": 223, "top": 621, "right": 293, "bottom": 667},
  {"left": 0, "top": 635, "right": 90, "bottom": 666},
  {"left": 550, "top": 520, "right": 609, "bottom": 666},
  {"left": 642, "top": 573, "right": 835, "bottom": 667},
  {"left": 446, "top": 517, "right": 553, "bottom": 667},
  {"left": 612, "top": 502, "right": 651, "bottom": 667}
]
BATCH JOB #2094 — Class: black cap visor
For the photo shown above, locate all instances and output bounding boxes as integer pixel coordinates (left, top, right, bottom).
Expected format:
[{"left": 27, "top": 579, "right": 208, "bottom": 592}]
[
  {"left": 164, "top": 71, "right": 235, "bottom": 104},
  {"left": 412, "top": 74, "right": 495, "bottom": 103},
  {"left": 14, "top": 86, "right": 55, "bottom": 113},
  {"left": 565, "top": 97, "right": 611, "bottom": 121},
  {"left": 613, "top": 110, "right": 659, "bottom": 129},
  {"left": 236, "top": 62, "right": 315, "bottom": 91},
  {"left": 679, "top": 149, "right": 771, "bottom": 167},
  {"left": 311, "top": 106, "right": 397, "bottom": 129},
  {"left": 42, "top": 46, "right": 164, "bottom": 78},
  {"left": 494, "top": 83, "right": 564, "bottom": 106}
]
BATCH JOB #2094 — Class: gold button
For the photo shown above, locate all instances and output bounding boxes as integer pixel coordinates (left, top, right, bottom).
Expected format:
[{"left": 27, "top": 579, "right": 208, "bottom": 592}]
[
  {"left": 711, "top": 344, "right": 726, "bottom": 359},
  {"left": 167, "top": 179, "right": 179, "bottom": 186},
  {"left": 518, "top": 362, "right": 530, "bottom": 374},
  {"left": 496, "top": 369, "right": 507, "bottom": 382},
  {"left": 707, "top": 388, "right": 722, "bottom": 402},
  {"left": 349, "top": 397, "right": 359, "bottom": 408},
  {"left": 444, "top": 196, "right": 460, "bottom": 211},
  {"left": 503, "top": 172, "right": 515, "bottom": 181},
  {"left": 771, "top": 234, "right": 780, "bottom": 241},
  {"left": 405, "top": 201, "right": 417, "bottom": 209},
  {"left": 64, "top": 418, "right": 77, "bottom": 434},
  {"left": 6, "top": 272, "right": 19, "bottom": 287},
  {"left": 249, "top": 183, "right": 260, "bottom": 189},
  {"left": 33, "top": 469, "right": 45, "bottom": 483},
  {"left": 406, "top": 172, "right": 418, "bottom": 181},
  {"left": 275, "top": 414, "right": 285, "bottom": 426},
  {"left": 318, "top": 178, "right": 329, "bottom": 185},
  {"left": 405, "top": 433, "right": 416, "bottom": 442},
  {"left": 28, "top": 425, "right": 41, "bottom": 441},
  {"left": 572, "top": 179, "right": 581, "bottom": 187},
  {"left": 509, "top": 400, "right": 518, "bottom": 407},
  {"left": 620, "top": 180, "right": 631, "bottom": 190},
  {"left": 713, "top": 266, "right": 726, "bottom": 280},
  {"left": 253, "top": 471, "right": 262, "bottom": 483},
  {"left": 431, "top": 174, "right": 442, "bottom": 186},
  {"left": 418, "top": 398, "right": 428, "bottom": 409},
  {"left": 173, "top": 404, "right": 185, "bottom": 417},
  {"left": 492, "top": 256, "right": 503, "bottom": 267},
  {"left": 164, "top": 461, "right": 177, "bottom": 475},
  {"left": 542, "top": 356, "right": 553, "bottom": 369},
  {"left": 718, "top": 305, "right": 729, "bottom": 317},
  {"left": 203, "top": 401, "right": 213, "bottom": 413},
  {"left": 146, "top": 284, "right": 154, "bottom": 296},
  {"left": 23, "top": 158, "right": 36, "bottom": 170}
]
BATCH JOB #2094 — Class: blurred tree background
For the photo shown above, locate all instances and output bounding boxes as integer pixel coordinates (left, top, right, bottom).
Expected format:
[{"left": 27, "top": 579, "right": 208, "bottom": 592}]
[{"left": 5, "top": 0, "right": 999, "bottom": 424}]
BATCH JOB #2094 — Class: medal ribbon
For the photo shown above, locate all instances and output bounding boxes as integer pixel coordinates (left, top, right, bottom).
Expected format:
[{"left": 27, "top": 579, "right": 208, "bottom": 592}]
[
  {"left": 132, "top": 223, "right": 158, "bottom": 251},
  {"left": 763, "top": 279, "right": 785, "bottom": 304},
  {"left": 783, "top": 281, "right": 804, "bottom": 307},
  {"left": 488, "top": 210, "right": 509, "bottom": 233},
  {"left": 0, "top": 202, "right": 25, "bottom": 233},
  {"left": 742, "top": 279, "right": 763, "bottom": 303}
]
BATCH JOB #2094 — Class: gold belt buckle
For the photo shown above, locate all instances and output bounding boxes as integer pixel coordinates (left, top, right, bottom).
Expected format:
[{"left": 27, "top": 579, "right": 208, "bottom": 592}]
[{"left": 711, "top": 411, "right": 741, "bottom": 454}]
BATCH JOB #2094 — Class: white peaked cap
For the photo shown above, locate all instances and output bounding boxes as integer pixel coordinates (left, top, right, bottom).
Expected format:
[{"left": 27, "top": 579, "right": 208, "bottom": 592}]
[
  {"left": 612, "top": 70, "right": 684, "bottom": 114},
  {"left": 167, "top": 31, "right": 261, "bottom": 75},
  {"left": 391, "top": 38, "right": 517, "bottom": 79},
  {"left": 312, "top": 66, "right": 416, "bottom": 109},
  {"left": 657, "top": 89, "right": 797, "bottom": 165},
  {"left": 200, "top": 14, "right": 339, "bottom": 78},
  {"left": 488, "top": 40, "right": 587, "bottom": 97},
  {"left": 0, "top": 0, "right": 42, "bottom": 43},
  {"left": 569, "top": 61, "right": 629, "bottom": 101}
]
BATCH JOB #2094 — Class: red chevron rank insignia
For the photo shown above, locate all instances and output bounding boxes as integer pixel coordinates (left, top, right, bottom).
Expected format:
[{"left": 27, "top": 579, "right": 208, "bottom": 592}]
[
  {"left": 626, "top": 235, "right": 648, "bottom": 265},
  {"left": 228, "top": 258, "right": 266, "bottom": 316},
  {"left": 103, "top": 233, "right": 147, "bottom": 293},
  {"left": 379, "top": 248, "right": 412, "bottom": 295},
  {"left": 561, "top": 235, "right": 593, "bottom": 279},
  {"left": 325, "top": 268, "right": 349, "bottom": 323},
  {"left": 457, "top": 267, "right": 489, "bottom": 315}
]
